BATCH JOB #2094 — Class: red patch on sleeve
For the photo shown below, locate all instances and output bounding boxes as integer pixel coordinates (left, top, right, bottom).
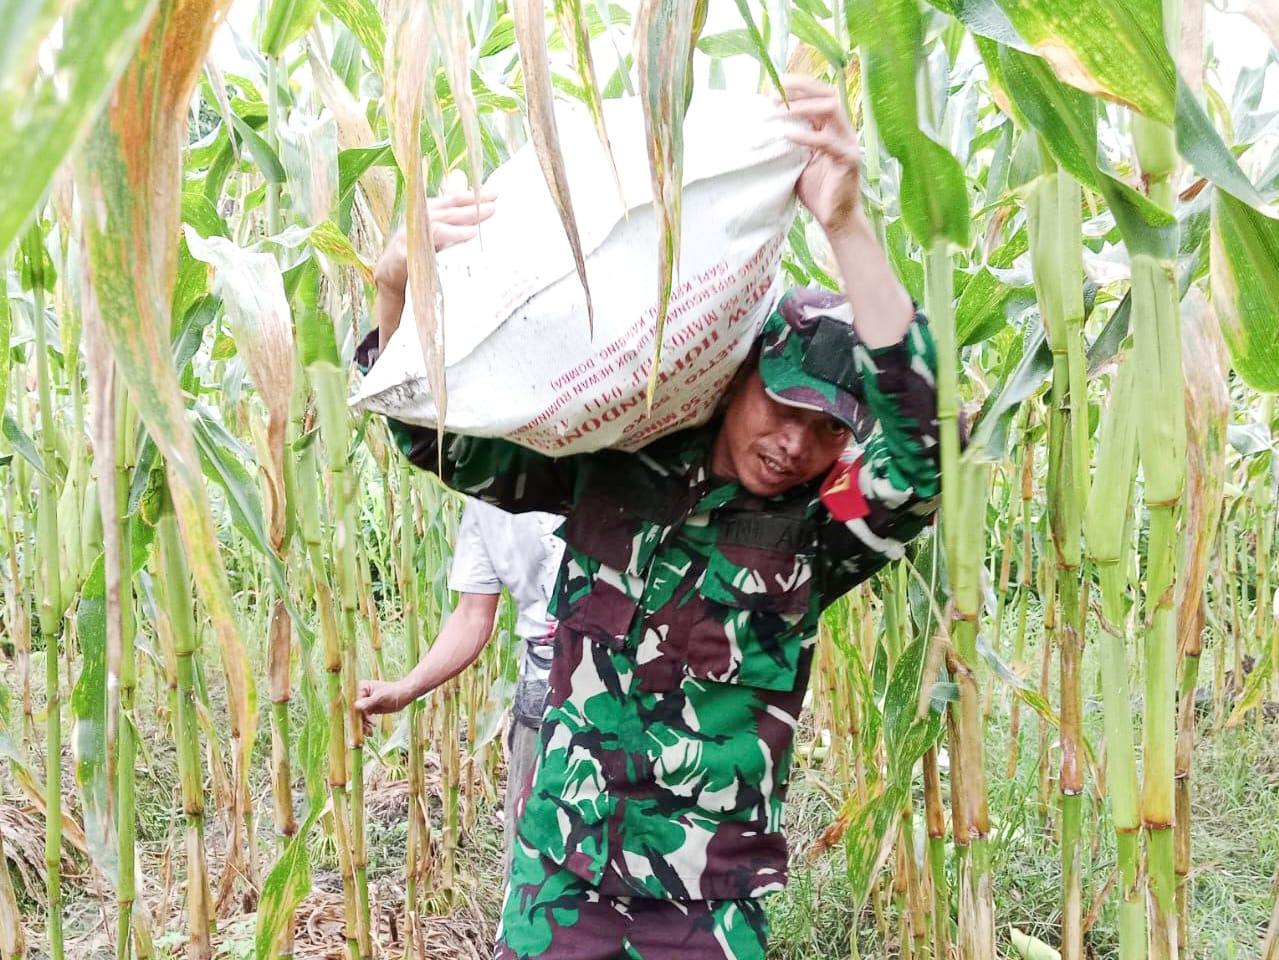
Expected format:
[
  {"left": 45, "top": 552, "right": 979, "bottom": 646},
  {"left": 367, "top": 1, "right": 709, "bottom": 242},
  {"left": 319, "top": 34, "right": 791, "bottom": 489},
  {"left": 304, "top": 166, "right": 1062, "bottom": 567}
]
[{"left": 819, "top": 453, "right": 869, "bottom": 522}]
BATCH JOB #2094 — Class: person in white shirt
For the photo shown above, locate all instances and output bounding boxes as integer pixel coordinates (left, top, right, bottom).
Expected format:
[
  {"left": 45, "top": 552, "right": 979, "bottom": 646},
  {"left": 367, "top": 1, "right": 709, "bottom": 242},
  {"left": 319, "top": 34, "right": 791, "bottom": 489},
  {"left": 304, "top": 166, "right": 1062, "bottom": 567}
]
[{"left": 354, "top": 498, "right": 564, "bottom": 875}]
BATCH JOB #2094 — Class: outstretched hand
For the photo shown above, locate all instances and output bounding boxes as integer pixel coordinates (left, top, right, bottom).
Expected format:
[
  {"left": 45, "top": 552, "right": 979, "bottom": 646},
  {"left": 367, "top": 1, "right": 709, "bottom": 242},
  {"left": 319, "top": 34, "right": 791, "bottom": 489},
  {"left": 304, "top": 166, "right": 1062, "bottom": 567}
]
[
  {"left": 777, "top": 76, "right": 865, "bottom": 239},
  {"left": 354, "top": 678, "right": 407, "bottom": 713}
]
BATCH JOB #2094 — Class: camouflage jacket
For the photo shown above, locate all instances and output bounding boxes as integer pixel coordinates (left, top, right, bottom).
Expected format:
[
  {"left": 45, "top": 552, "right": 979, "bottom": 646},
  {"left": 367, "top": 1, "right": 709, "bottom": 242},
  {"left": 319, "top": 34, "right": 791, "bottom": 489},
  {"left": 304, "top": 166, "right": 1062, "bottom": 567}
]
[{"left": 369, "top": 290, "right": 941, "bottom": 901}]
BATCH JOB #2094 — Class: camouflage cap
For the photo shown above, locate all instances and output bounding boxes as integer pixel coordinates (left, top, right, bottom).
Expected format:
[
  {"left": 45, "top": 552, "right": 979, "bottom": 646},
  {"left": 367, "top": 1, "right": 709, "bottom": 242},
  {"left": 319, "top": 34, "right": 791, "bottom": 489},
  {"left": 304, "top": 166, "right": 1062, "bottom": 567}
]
[{"left": 756, "top": 288, "right": 868, "bottom": 435}]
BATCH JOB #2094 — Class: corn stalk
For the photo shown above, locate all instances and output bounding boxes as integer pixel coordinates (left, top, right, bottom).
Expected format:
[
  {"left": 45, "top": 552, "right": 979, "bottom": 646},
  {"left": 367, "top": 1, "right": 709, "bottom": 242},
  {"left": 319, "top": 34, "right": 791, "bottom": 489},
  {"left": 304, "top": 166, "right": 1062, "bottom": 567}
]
[
  {"left": 1085, "top": 352, "right": 1145, "bottom": 960},
  {"left": 1130, "top": 4, "right": 1185, "bottom": 954},
  {"left": 300, "top": 259, "right": 370, "bottom": 958},
  {"left": 156, "top": 510, "right": 214, "bottom": 959},
  {"left": 1028, "top": 163, "right": 1088, "bottom": 960},
  {"left": 22, "top": 222, "right": 65, "bottom": 960}
]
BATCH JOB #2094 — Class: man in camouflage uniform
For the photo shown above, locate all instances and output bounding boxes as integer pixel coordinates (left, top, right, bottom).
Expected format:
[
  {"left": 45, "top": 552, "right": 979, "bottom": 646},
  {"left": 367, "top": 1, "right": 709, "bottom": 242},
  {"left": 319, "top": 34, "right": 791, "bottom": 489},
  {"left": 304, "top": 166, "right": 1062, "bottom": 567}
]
[{"left": 365, "top": 77, "right": 940, "bottom": 959}]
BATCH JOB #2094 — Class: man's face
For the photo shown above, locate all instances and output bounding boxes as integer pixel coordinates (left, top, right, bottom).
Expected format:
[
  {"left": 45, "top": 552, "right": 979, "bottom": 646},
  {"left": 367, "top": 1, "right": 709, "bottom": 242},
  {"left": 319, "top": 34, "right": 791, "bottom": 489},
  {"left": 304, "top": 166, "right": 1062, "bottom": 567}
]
[{"left": 711, "top": 368, "right": 853, "bottom": 497}]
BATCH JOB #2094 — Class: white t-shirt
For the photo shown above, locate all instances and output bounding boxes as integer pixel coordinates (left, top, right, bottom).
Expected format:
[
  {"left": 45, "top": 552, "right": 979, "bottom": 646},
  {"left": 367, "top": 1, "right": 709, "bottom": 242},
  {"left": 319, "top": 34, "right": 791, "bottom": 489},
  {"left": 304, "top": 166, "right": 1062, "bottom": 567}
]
[{"left": 447, "top": 499, "right": 564, "bottom": 646}]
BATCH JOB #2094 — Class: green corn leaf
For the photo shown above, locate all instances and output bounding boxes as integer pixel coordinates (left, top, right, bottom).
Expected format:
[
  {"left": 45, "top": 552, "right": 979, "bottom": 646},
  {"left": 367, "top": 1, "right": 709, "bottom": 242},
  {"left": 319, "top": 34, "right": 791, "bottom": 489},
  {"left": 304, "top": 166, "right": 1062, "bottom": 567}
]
[
  {"left": 851, "top": 0, "right": 970, "bottom": 248},
  {"left": 883, "top": 637, "right": 942, "bottom": 760},
  {"left": 296, "top": 673, "right": 330, "bottom": 814},
  {"left": 180, "top": 191, "right": 230, "bottom": 240},
  {"left": 284, "top": 222, "right": 374, "bottom": 281},
  {"left": 2, "top": 412, "right": 48, "bottom": 479},
  {"left": 786, "top": 221, "right": 839, "bottom": 291},
  {"left": 991, "top": 0, "right": 1175, "bottom": 124},
  {"left": 991, "top": 42, "right": 1175, "bottom": 259},
  {"left": 173, "top": 245, "right": 214, "bottom": 349},
  {"left": 71, "top": 520, "right": 155, "bottom": 881},
  {"left": 870, "top": 637, "right": 890, "bottom": 704},
  {"left": 968, "top": 314, "right": 1050, "bottom": 462},
  {"left": 211, "top": 331, "right": 237, "bottom": 361},
  {"left": 956, "top": 271, "right": 1032, "bottom": 346},
  {"left": 1211, "top": 190, "right": 1279, "bottom": 393},
  {"left": 790, "top": 7, "right": 844, "bottom": 69},
  {"left": 261, "top": 0, "right": 321, "bottom": 57},
  {"left": 956, "top": 225, "right": 1032, "bottom": 346},
  {"left": 71, "top": 553, "right": 112, "bottom": 875},
  {"left": 329, "top": 18, "right": 363, "bottom": 90},
  {"left": 337, "top": 144, "right": 394, "bottom": 212},
  {"left": 1225, "top": 646, "right": 1273, "bottom": 728},
  {"left": 845, "top": 635, "right": 943, "bottom": 907},
  {"left": 263, "top": 222, "right": 372, "bottom": 284},
  {"left": 1175, "top": 75, "right": 1265, "bottom": 209},
  {"left": 904, "top": 530, "right": 946, "bottom": 642},
  {"left": 926, "top": 0, "right": 1027, "bottom": 50},
  {"left": 1085, "top": 290, "right": 1132, "bottom": 378},
  {"left": 192, "top": 412, "right": 273, "bottom": 559},
  {"left": 203, "top": 136, "right": 238, "bottom": 204},
  {"left": 732, "top": 0, "right": 785, "bottom": 98},
  {"left": 0, "top": 0, "right": 159, "bottom": 255},
  {"left": 292, "top": 260, "right": 338, "bottom": 369},
  {"left": 173, "top": 295, "right": 220, "bottom": 375},
  {"left": 319, "top": 0, "right": 386, "bottom": 77},
  {"left": 190, "top": 410, "right": 304, "bottom": 636},
  {"left": 479, "top": 13, "right": 518, "bottom": 57},
  {"left": 765, "top": 0, "right": 788, "bottom": 73},
  {"left": 229, "top": 113, "right": 288, "bottom": 184},
  {"left": 698, "top": 29, "right": 756, "bottom": 60},
  {"left": 844, "top": 787, "right": 909, "bottom": 906},
  {"left": 988, "top": 40, "right": 1094, "bottom": 185},
  {"left": 959, "top": 6, "right": 1260, "bottom": 211},
  {"left": 255, "top": 805, "right": 322, "bottom": 960}
]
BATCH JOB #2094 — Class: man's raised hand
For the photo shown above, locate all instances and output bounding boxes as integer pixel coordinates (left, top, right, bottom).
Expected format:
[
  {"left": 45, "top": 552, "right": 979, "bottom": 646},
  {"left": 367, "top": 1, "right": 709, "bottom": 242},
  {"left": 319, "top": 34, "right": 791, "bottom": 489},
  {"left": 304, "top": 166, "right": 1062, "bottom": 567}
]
[
  {"left": 777, "top": 76, "right": 865, "bottom": 239},
  {"left": 374, "top": 189, "right": 497, "bottom": 349},
  {"left": 429, "top": 189, "right": 498, "bottom": 250}
]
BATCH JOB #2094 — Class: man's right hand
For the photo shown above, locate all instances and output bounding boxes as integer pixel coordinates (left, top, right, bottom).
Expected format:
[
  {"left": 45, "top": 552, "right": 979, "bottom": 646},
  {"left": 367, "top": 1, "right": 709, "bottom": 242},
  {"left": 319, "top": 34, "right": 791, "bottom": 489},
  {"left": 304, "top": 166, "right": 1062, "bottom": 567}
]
[
  {"left": 375, "top": 190, "right": 497, "bottom": 350},
  {"left": 354, "top": 678, "right": 412, "bottom": 718}
]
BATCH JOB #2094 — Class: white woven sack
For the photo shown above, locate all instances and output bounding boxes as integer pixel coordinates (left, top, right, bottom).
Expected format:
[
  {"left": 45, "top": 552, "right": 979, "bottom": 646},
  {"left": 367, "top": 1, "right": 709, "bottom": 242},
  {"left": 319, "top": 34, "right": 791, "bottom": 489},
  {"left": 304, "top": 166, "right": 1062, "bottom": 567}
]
[{"left": 351, "top": 90, "right": 808, "bottom": 455}]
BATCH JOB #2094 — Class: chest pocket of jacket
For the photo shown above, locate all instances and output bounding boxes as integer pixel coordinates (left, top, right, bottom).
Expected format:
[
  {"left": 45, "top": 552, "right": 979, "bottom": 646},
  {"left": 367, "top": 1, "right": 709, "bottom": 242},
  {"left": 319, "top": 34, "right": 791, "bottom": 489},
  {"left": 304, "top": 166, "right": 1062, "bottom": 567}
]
[
  {"left": 686, "top": 511, "right": 814, "bottom": 692},
  {"left": 557, "top": 458, "right": 681, "bottom": 650}
]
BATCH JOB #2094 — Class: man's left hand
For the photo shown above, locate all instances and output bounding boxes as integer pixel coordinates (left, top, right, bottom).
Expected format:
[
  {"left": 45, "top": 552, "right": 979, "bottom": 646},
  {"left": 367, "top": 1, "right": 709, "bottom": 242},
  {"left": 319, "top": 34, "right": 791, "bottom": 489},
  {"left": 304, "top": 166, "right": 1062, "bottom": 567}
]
[{"left": 778, "top": 76, "right": 865, "bottom": 239}]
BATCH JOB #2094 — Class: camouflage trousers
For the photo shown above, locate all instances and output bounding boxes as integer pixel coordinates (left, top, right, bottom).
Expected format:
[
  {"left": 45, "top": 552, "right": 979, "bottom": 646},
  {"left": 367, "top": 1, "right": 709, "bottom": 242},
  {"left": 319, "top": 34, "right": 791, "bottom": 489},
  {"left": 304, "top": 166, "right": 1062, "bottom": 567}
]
[{"left": 494, "top": 837, "right": 770, "bottom": 960}]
